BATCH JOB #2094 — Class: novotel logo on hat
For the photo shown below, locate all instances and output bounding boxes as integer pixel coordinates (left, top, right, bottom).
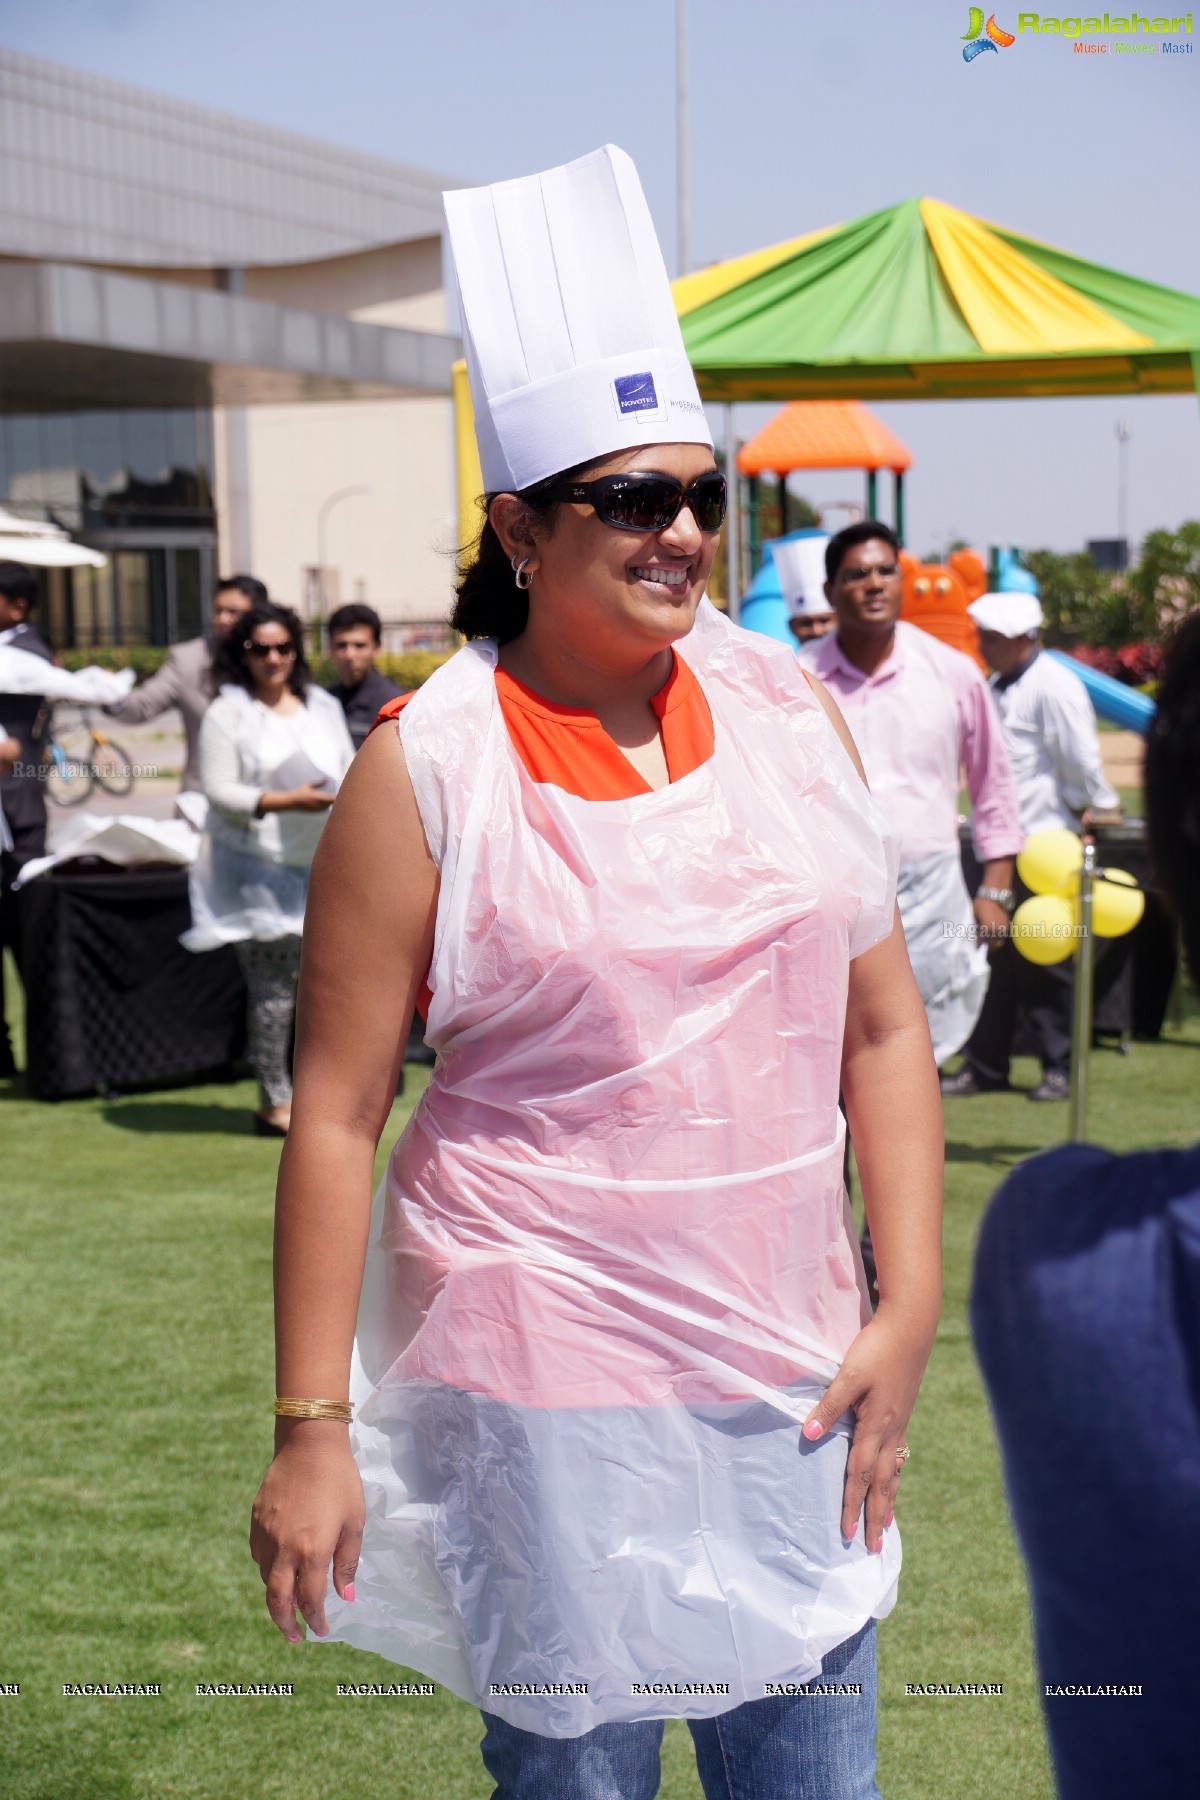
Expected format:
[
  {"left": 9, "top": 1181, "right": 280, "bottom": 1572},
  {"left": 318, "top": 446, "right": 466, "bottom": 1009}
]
[{"left": 614, "top": 371, "right": 660, "bottom": 416}]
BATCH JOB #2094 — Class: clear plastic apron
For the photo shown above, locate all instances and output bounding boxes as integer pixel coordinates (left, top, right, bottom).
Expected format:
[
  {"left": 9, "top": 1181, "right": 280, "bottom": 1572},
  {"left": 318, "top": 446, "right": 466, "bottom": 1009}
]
[
  {"left": 320, "top": 601, "right": 900, "bottom": 1735},
  {"left": 896, "top": 850, "right": 990, "bottom": 1065}
]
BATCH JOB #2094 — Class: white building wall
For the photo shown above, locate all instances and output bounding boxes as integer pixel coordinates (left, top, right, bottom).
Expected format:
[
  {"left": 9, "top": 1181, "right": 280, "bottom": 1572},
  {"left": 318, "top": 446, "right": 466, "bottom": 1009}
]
[
  {"left": 221, "top": 394, "right": 455, "bottom": 627},
  {"left": 213, "top": 237, "right": 456, "bottom": 626},
  {"left": 0, "top": 47, "right": 456, "bottom": 267}
]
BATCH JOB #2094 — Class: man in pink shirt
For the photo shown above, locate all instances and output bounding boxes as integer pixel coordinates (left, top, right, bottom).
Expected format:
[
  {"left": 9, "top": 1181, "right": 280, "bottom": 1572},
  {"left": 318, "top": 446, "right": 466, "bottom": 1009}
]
[{"left": 808, "top": 522, "right": 1023, "bottom": 1066}]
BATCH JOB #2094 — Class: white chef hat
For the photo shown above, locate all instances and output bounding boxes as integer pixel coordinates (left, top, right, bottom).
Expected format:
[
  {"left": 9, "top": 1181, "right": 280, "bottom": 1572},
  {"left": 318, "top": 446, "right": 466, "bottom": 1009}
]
[
  {"left": 444, "top": 144, "right": 713, "bottom": 494},
  {"left": 772, "top": 536, "right": 833, "bottom": 618},
  {"left": 967, "top": 592, "right": 1044, "bottom": 637}
]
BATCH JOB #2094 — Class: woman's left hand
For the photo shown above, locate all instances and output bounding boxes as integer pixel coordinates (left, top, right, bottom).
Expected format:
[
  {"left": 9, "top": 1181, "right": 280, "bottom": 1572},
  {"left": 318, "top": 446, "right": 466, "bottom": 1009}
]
[{"left": 801, "top": 1305, "right": 936, "bottom": 1553}]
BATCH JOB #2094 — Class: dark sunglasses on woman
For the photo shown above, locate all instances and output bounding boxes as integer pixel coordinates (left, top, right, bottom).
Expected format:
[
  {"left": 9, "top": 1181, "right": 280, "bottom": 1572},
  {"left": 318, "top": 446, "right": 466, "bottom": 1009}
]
[{"left": 547, "top": 470, "right": 727, "bottom": 534}]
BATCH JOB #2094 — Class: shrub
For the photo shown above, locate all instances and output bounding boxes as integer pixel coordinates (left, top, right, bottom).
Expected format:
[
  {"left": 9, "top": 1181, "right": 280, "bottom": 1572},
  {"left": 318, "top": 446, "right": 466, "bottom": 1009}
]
[
  {"left": 308, "top": 650, "right": 452, "bottom": 690},
  {"left": 1068, "top": 641, "right": 1163, "bottom": 686},
  {"left": 60, "top": 645, "right": 169, "bottom": 677}
]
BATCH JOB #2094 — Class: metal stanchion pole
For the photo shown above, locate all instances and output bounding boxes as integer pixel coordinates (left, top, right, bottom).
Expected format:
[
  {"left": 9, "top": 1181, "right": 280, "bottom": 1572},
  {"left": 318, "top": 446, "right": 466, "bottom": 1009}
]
[{"left": 1067, "top": 839, "right": 1097, "bottom": 1141}]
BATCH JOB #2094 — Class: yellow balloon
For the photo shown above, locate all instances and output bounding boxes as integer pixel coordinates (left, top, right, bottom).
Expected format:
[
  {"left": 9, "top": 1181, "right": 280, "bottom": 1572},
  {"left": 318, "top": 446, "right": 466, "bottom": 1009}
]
[
  {"left": 1017, "top": 828, "right": 1083, "bottom": 897},
  {"left": 1091, "top": 868, "right": 1144, "bottom": 938},
  {"left": 1011, "top": 894, "right": 1077, "bottom": 965}
]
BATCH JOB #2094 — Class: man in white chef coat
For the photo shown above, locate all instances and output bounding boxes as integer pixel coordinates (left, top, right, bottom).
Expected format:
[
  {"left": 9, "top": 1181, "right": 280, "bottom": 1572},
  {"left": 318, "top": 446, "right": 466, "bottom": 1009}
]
[{"left": 941, "top": 591, "right": 1121, "bottom": 1103}]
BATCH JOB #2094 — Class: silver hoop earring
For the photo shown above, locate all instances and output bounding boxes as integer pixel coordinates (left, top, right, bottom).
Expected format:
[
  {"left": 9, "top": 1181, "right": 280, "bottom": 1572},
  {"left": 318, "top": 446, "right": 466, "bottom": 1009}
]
[{"left": 513, "top": 557, "right": 533, "bottom": 591}]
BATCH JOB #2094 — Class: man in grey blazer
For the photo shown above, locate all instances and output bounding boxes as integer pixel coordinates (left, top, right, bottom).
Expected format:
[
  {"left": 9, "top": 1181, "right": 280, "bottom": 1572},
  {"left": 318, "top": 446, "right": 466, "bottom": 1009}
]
[{"left": 106, "top": 574, "right": 266, "bottom": 790}]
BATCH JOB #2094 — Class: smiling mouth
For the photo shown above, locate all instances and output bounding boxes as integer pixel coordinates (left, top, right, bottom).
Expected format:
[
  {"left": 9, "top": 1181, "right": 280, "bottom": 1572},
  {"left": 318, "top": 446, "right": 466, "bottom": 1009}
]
[{"left": 631, "top": 565, "right": 690, "bottom": 589}]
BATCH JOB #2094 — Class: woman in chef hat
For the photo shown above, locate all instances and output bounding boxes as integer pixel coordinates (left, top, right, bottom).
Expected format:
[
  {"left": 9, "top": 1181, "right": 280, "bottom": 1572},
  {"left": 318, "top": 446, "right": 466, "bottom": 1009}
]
[{"left": 251, "top": 145, "right": 942, "bottom": 1799}]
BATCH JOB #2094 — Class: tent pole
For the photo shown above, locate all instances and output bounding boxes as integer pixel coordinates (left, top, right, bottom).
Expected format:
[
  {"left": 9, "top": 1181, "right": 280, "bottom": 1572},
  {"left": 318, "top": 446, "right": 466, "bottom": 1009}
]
[
  {"left": 895, "top": 469, "right": 906, "bottom": 547},
  {"left": 724, "top": 404, "right": 741, "bottom": 621},
  {"left": 866, "top": 468, "right": 878, "bottom": 519}
]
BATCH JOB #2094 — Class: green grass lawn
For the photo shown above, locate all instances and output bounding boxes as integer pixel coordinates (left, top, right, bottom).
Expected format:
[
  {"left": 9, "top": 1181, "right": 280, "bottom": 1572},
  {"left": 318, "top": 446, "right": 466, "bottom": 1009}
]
[{"left": 2, "top": 955, "right": 1197, "bottom": 1799}]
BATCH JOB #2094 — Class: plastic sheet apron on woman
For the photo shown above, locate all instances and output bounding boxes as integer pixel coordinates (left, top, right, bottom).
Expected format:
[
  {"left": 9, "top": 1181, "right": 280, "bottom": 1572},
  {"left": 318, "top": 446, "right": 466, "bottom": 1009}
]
[
  {"left": 181, "top": 684, "right": 352, "bottom": 951},
  {"left": 320, "top": 600, "right": 900, "bottom": 1736}
]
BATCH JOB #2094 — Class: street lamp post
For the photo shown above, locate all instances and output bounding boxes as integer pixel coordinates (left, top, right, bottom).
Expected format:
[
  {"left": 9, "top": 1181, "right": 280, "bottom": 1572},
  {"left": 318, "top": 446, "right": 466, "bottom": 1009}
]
[
  {"left": 315, "top": 485, "right": 371, "bottom": 621},
  {"left": 676, "top": 0, "right": 689, "bottom": 278},
  {"left": 1115, "top": 419, "right": 1131, "bottom": 561}
]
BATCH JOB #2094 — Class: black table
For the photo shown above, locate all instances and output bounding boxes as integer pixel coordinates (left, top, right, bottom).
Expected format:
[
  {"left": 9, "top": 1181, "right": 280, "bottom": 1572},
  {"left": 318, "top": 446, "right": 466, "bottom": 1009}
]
[{"left": 18, "top": 865, "right": 246, "bottom": 1100}]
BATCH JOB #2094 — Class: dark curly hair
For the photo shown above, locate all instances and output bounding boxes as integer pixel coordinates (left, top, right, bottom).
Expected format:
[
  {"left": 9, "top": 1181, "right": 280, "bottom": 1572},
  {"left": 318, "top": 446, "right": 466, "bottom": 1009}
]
[
  {"left": 1144, "top": 607, "right": 1200, "bottom": 985},
  {"left": 451, "top": 460, "right": 596, "bottom": 644},
  {"left": 213, "top": 601, "right": 312, "bottom": 699}
]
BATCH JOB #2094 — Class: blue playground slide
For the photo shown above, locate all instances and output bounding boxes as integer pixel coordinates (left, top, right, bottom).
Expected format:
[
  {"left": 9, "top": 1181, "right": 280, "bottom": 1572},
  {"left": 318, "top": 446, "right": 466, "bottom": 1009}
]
[{"left": 1046, "top": 650, "right": 1156, "bottom": 736}]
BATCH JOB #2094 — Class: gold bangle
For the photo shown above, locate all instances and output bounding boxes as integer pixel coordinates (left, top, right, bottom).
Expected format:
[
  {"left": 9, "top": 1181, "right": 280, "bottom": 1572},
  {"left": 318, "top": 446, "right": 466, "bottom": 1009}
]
[{"left": 274, "top": 1397, "right": 353, "bottom": 1423}]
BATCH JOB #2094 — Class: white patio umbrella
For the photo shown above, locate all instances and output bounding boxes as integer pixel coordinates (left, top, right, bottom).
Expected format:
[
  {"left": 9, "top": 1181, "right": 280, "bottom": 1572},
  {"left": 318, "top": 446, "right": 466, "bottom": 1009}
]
[{"left": 0, "top": 507, "right": 107, "bottom": 568}]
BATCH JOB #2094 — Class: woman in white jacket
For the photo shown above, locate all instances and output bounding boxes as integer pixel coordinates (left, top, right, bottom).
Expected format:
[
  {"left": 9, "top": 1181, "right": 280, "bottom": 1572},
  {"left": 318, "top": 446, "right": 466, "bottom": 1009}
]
[{"left": 183, "top": 602, "right": 353, "bottom": 1135}]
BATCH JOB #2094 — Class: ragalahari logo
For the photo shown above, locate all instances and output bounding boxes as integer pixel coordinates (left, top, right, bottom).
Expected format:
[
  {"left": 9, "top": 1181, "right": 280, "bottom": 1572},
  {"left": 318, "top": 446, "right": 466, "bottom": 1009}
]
[{"left": 962, "top": 9, "right": 1017, "bottom": 57}]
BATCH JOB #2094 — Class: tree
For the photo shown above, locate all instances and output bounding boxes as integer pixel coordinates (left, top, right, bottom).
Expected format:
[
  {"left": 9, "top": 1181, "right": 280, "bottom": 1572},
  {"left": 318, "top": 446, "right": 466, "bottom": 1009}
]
[
  {"left": 1024, "top": 524, "right": 1200, "bottom": 649},
  {"left": 1022, "top": 549, "right": 1113, "bottom": 648},
  {"left": 1124, "top": 522, "right": 1200, "bottom": 633}
]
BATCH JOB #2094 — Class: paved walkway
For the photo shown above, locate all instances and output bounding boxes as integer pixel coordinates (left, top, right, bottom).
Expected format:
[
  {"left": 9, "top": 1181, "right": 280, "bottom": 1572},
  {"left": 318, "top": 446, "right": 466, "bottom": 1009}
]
[
  {"left": 1099, "top": 729, "right": 1143, "bottom": 793},
  {"left": 46, "top": 710, "right": 185, "bottom": 843}
]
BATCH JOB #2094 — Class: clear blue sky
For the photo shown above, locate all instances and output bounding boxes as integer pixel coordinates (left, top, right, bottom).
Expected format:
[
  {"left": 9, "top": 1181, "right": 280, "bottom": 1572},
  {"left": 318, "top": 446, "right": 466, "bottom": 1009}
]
[{"left": 3, "top": 0, "right": 1198, "bottom": 556}]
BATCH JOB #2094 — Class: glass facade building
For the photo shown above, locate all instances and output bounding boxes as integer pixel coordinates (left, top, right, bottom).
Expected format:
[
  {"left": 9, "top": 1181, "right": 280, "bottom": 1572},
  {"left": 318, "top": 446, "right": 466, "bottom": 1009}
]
[
  {"left": 0, "top": 407, "right": 216, "bottom": 648},
  {"left": 0, "top": 47, "right": 460, "bottom": 653}
]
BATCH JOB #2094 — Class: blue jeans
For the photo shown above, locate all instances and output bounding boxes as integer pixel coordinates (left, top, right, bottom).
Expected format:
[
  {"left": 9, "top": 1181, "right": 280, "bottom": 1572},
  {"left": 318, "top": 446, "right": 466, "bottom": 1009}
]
[{"left": 479, "top": 1619, "right": 881, "bottom": 1800}]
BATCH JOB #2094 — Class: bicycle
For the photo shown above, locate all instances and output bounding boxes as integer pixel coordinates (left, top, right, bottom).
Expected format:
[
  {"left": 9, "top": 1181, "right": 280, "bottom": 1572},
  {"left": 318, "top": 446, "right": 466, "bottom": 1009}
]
[{"left": 42, "top": 705, "right": 136, "bottom": 807}]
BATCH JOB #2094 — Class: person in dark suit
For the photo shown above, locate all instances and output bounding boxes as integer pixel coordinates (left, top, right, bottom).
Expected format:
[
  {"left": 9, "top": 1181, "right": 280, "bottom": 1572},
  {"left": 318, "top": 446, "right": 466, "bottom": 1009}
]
[
  {"left": 324, "top": 604, "right": 403, "bottom": 750},
  {"left": 0, "top": 561, "right": 55, "bottom": 1076},
  {"left": 970, "top": 608, "right": 1200, "bottom": 1800},
  {"left": 104, "top": 573, "right": 266, "bottom": 791}
]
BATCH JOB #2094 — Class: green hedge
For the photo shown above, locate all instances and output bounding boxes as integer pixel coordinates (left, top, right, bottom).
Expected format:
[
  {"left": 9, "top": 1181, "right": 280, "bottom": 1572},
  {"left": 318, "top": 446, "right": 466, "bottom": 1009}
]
[
  {"left": 60, "top": 646, "right": 453, "bottom": 690},
  {"left": 60, "top": 645, "right": 170, "bottom": 678},
  {"left": 315, "top": 650, "right": 453, "bottom": 690}
]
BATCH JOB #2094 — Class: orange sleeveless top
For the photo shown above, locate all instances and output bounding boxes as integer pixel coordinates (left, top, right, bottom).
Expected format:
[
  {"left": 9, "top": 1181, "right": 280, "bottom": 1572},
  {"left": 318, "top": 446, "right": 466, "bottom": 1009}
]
[{"left": 371, "top": 653, "right": 717, "bottom": 1019}]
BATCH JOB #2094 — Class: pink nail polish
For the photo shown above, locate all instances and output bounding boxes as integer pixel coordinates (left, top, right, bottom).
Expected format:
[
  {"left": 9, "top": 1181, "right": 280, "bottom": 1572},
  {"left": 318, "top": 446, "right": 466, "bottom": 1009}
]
[
  {"left": 802, "top": 1420, "right": 824, "bottom": 1441},
  {"left": 845, "top": 1522, "right": 857, "bottom": 1540},
  {"left": 345, "top": 1582, "right": 356, "bottom": 1602},
  {"left": 885, "top": 1511, "right": 894, "bottom": 1529}
]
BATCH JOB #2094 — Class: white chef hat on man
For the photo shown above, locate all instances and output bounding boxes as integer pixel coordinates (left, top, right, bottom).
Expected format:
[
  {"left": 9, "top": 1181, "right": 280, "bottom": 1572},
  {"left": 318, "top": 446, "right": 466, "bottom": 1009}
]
[
  {"left": 444, "top": 145, "right": 713, "bottom": 494},
  {"left": 772, "top": 536, "right": 833, "bottom": 618},
  {"left": 967, "top": 592, "right": 1044, "bottom": 637}
]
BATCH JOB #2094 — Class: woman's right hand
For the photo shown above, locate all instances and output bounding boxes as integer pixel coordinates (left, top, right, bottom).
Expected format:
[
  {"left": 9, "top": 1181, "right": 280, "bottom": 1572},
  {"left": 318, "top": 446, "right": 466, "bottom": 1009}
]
[
  {"left": 282, "top": 783, "right": 335, "bottom": 812},
  {"left": 258, "top": 784, "right": 336, "bottom": 815},
  {"left": 249, "top": 1421, "right": 365, "bottom": 1642}
]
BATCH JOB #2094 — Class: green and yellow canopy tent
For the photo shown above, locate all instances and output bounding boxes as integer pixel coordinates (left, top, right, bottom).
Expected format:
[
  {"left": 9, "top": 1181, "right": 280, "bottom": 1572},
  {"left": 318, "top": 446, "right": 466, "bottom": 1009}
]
[
  {"left": 675, "top": 196, "right": 1200, "bottom": 402},
  {"left": 454, "top": 197, "right": 1200, "bottom": 596}
]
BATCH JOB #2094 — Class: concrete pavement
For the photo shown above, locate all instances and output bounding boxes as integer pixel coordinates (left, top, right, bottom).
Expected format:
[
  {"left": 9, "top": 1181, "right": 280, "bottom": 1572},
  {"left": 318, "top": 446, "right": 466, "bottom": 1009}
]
[{"left": 46, "top": 709, "right": 185, "bottom": 843}]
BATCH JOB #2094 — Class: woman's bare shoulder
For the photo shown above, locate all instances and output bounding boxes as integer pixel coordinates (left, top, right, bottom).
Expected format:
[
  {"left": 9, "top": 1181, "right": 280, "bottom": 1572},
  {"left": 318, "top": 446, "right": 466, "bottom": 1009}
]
[{"left": 323, "top": 720, "right": 430, "bottom": 872}]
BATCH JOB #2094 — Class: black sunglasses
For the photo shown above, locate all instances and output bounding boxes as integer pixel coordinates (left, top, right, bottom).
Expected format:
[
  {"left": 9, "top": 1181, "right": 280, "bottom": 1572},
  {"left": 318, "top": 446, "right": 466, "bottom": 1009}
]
[
  {"left": 546, "top": 470, "right": 727, "bottom": 534},
  {"left": 245, "top": 641, "right": 296, "bottom": 659}
]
